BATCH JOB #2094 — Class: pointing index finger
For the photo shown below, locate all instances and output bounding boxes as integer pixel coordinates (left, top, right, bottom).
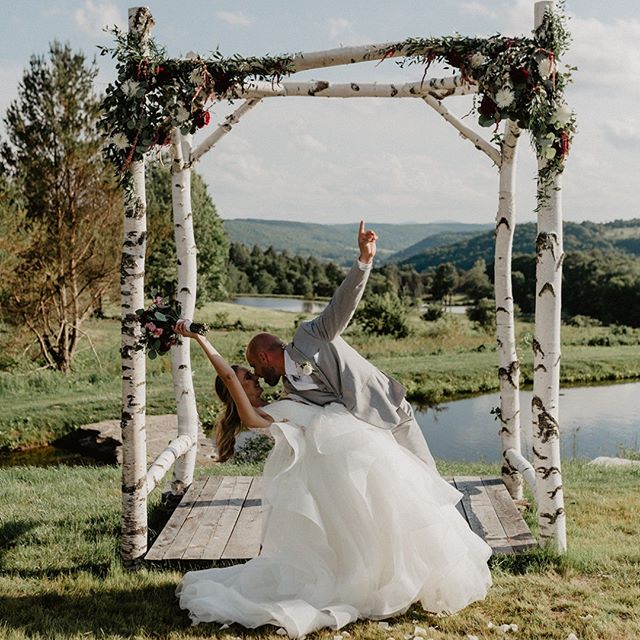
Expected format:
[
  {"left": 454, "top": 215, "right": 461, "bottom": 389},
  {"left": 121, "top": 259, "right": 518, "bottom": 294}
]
[{"left": 358, "top": 220, "right": 365, "bottom": 236}]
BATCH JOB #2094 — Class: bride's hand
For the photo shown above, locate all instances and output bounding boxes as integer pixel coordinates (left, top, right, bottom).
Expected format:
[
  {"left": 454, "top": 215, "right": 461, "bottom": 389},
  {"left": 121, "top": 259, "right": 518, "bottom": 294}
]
[{"left": 174, "top": 319, "right": 202, "bottom": 340}]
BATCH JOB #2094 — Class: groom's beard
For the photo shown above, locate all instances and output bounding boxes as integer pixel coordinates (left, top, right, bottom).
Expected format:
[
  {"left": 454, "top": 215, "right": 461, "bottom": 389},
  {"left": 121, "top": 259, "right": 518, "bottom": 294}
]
[{"left": 262, "top": 367, "right": 281, "bottom": 387}]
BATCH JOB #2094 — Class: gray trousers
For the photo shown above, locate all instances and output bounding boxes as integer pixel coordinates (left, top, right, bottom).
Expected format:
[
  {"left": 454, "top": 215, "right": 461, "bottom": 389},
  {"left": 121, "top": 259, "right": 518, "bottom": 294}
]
[{"left": 392, "top": 399, "right": 437, "bottom": 469}]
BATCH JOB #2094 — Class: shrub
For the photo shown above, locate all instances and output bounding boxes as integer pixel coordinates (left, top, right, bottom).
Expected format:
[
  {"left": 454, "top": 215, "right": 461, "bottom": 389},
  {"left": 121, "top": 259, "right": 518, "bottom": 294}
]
[
  {"left": 233, "top": 433, "right": 274, "bottom": 464},
  {"left": 422, "top": 303, "right": 445, "bottom": 322},
  {"left": 466, "top": 298, "right": 496, "bottom": 330},
  {"left": 355, "top": 293, "right": 410, "bottom": 338}
]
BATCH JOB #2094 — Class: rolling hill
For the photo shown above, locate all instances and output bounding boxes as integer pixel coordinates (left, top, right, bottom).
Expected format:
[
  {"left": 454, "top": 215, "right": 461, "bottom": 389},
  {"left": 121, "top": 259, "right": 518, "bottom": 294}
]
[
  {"left": 394, "top": 219, "right": 640, "bottom": 271},
  {"left": 223, "top": 219, "right": 493, "bottom": 264}
]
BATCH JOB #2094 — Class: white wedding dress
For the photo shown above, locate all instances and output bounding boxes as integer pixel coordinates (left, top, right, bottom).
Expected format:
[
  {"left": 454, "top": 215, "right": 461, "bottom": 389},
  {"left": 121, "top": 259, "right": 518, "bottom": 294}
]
[{"left": 177, "top": 400, "right": 492, "bottom": 637}]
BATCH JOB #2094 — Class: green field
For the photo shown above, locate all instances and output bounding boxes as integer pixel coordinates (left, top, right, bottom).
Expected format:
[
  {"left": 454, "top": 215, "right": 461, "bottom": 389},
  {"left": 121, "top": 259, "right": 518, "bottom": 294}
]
[
  {"left": 1, "top": 460, "right": 639, "bottom": 639},
  {"left": 2, "top": 303, "right": 640, "bottom": 451}
]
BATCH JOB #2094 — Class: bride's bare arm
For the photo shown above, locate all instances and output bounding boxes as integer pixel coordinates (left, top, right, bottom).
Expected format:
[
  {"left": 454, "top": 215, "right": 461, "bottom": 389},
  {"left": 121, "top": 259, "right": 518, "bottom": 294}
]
[{"left": 174, "top": 321, "right": 272, "bottom": 429}]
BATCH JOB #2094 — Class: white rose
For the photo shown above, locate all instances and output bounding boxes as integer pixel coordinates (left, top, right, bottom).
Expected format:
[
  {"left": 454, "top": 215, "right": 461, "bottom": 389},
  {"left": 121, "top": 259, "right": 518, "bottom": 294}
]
[
  {"left": 120, "top": 79, "right": 140, "bottom": 97},
  {"left": 470, "top": 52, "right": 487, "bottom": 68},
  {"left": 190, "top": 68, "right": 204, "bottom": 85},
  {"left": 495, "top": 87, "right": 515, "bottom": 109},
  {"left": 537, "top": 57, "right": 556, "bottom": 79},
  {"left": 301, "top": 362, "right": 313, "bottom": 376},
  {"left": 110, "top": 133, "right": 129, "bottom": 150},
  {"left": 176, "top": 104, "right": 191, "bottom": 123},
  {"left": 553, "top": 103, "right": 572, "bottom": 127}
]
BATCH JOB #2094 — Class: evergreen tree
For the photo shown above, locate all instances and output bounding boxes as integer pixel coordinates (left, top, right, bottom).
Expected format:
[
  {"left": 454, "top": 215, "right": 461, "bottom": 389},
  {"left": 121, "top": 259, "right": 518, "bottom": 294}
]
[{"left": 0, "top": 42, "right": 121, "bottom": 372}]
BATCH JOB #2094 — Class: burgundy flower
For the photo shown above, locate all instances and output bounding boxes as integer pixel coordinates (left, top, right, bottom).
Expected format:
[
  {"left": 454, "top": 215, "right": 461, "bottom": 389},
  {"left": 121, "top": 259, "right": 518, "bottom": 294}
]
[
  {"left": 445, "top": 51, "right": 465, "bottom": 68},
  {"left": 154, "top": 65, "right": 172, "bottom": 86},
  {"left": 558, "top": 131, "right": 570, "bottom": 157},
  {"left": 213, "top": 72, "right": 231, "bottom": 95},
  {"left": 133, "top": 59, "right": 149, "bottom": 80},
  {"left": 192, "top": 109, "right": 211, "bottom": 129},
  {"left": 478, "top": 94, "right": 497, "bottom": 118},
  {"left": 510, "top": 66, "right": 531, "bottom": 86}
]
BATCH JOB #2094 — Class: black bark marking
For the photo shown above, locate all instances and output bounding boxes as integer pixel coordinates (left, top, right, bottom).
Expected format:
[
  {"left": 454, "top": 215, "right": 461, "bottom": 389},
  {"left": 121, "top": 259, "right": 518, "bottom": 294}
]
[
  {"left": 390, "top": 84, "right": 398, "bottom": 97},
  {"left": 538, "top": 282, "right": 556, "bottom": 297},
  {"left": 122, "top": 476, "right": 147, "bottom": 494},
  {"left": 532, "top": 338, "right": 544, "bottom": 359},
  {"left": 548, "top": 484, "right": 563, "bottom": 499},
  {"left": 536, "top": 464, "right": 561, "bottom": 480},
  {"left": 536, "top": 231, "right": 559, "bottom": 260},
  {"left": 350, "top": 83, "right": 360, "bottom": 91},
  {"left": 496, "top": 216, "right": 510, "bottom": 230},
  {"left": 498, "top": 359, "right": 520, "bottom": 389},
  {"left": 534, "top": 363, "right": 547, "bottom": 373},
  {"left": 540, "top": 508, "right": 565, "bottom": 525},
  {"left": 532, "top": 446, "right": 548, "bottom": 460},
  {"left": 178, "top": 364, "right": 188, "bottom": 370},
  {"left": 308, "top": 80, "right": 329, "bottom": 95},
  {"left": 532, "top": 396, "right": 560, "bottom": 442}
]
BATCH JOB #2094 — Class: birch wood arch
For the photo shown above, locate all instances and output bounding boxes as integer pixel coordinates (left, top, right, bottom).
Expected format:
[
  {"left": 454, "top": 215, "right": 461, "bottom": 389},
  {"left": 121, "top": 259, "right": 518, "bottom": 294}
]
[{"left": 106, "top": 1, "right": 574, "bottom": 564}]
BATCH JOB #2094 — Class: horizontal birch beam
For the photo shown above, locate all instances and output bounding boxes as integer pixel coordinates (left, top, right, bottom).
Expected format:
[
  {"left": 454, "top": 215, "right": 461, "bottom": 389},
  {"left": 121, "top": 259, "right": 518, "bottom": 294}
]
[
  {"left": 190, "top": 99, "right": 261, "bottom": 165},
  {"left": 421, "top": 94, "right": 501, "bottom": 165},
  {"left": 290, "top": 41, "right": 427, "bottom": 72},
  {"left": 237, "top": 77, "right": 476, "bottom": 100},
  {"left": 504, "top": 448, "right": 537, "bottom": 500},
  {"left": 146, "top": 434, "right": 195, "bottom": 495}
]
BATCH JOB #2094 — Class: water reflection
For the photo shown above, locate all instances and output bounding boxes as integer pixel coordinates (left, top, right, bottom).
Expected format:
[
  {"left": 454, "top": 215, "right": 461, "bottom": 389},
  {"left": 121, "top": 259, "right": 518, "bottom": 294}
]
[
  {"left": 232, "top": 296, "right": 327, "bottom": 314},
  {"left": 415, "top": 381, "right": 640, "bottom": 462}
]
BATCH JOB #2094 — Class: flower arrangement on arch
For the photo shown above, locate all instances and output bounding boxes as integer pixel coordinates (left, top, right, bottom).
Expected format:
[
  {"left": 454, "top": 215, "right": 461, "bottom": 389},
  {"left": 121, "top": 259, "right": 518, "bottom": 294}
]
[{"left": 136, "top": 296, "right": 209, "bottom": 358}]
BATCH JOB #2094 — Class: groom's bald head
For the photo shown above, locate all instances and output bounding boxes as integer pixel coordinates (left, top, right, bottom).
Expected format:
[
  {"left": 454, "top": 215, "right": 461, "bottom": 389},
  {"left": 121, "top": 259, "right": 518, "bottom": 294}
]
[{"left": 246, "top": 333, "right": 286, "bottom": 385}]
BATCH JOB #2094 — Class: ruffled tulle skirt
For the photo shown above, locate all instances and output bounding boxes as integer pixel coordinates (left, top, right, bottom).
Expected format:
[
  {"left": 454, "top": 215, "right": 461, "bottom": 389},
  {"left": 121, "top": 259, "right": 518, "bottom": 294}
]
[{"left": 177, "top": 401, "right": 492, "bottom": 637}]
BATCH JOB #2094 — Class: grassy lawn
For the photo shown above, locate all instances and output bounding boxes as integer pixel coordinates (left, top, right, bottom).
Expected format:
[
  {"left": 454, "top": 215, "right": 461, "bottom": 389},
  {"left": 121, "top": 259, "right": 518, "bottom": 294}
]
[
  {"left": 2, "top": 304, "right": 639, "bottom": 450},
  {"left": 1, "top": 461, "right": 638, "bottom": 639}
]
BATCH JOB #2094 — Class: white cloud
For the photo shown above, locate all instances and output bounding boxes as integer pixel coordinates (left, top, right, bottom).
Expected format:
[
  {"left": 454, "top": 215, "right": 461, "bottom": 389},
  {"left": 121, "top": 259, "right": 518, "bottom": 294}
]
[
  {"left": 457, "top": 1, "right": 498, "bottom": 20},
  {"left": 603, "top": 119, "right": 640, "bottom": 147},
  {"left": 73, "top": 1, "right": 125, "bottom": 37},
  {"left": 296, "top": 133, "right": 328, "bottom": 153},
  {"left": 216, "top": 10, "right": 254, "bottom": 27},
  {"left": 328, "top": 17, "right": 353, "bottom": 40}
]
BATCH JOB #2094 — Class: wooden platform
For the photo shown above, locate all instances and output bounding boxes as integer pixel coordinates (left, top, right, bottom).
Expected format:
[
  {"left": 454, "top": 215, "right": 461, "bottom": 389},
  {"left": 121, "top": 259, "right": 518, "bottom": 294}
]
[{"left": 145, "top": 475, "right": 537, "bottom": 562}]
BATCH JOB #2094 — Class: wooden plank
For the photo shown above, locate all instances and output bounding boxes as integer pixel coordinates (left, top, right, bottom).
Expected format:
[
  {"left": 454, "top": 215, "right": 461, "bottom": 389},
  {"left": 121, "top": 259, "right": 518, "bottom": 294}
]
[
  {"left": 221, "top": 476, "right": 264, "bottom": 560},
  {"left": 453, "top": 476, "right": 513, "bottom": 555},
  {"left": 182, "top": 476, "right": 251, "bottom": 560},
  {"left": 482, "top": 476, "right": 538, "bottom": 552},
  {"left": 161, "top": 476, "right": 223, "bottom": 560},
  {"left": 145, "top": 477, "right": 211, "bottom": 561}
]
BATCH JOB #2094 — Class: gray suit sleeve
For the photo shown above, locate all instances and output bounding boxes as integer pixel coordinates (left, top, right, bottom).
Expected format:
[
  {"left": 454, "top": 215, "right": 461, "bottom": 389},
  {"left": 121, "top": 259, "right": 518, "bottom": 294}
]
[{"left": 304, "top": 261, "right": 370, "bottom": 341}]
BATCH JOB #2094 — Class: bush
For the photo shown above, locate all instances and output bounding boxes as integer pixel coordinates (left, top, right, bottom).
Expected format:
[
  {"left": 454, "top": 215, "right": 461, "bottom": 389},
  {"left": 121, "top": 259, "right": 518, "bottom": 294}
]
[
  {"left": 355, "top": 292, "right": 410, "bottom": 338},
  {"left": 422, "top": 303, "right": 445, "bottom": 322},
  {"left": 233, "top": 433, "right": 274, "bottom": 464},
  {"left": 568, "top": 315, "right": 603, "bottom": 328},
  {"left": 466, "top": 298, "right": 496, "bottom": 330}
]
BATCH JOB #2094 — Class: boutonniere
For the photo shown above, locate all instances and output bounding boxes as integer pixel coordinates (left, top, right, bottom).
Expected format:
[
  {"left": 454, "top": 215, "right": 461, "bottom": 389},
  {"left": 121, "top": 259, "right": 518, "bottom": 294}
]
[{"left": 301, "top": 361, "right": 314, "bottom": 376}]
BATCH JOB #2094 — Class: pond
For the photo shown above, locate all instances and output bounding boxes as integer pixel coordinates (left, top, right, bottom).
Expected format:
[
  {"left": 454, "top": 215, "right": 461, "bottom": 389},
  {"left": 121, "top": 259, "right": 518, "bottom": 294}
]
[
  {"left": 232, "top": 296, "right": 327, "bottom": 314},
  {"left": 415, "top": 381, "right": 640, "bottom": 462},
  {"left": 0, "top": 445, "right": 111, "bottom": 468}
]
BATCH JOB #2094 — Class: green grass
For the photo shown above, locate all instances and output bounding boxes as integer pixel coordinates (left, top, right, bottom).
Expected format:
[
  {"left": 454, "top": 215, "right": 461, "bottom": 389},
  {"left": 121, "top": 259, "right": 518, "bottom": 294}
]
[
  {"left": 2, "top": 305, "right": 640, "bottom": 451},
  {"left": 1, "top": 461, "right": 639, "bottom": 639}
]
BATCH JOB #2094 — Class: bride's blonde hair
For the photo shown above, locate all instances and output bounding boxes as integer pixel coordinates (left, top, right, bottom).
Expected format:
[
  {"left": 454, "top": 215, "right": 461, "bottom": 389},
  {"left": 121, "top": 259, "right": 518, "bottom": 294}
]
[{"left": 214, "top": 366, "right": 243, "bottom": 462}]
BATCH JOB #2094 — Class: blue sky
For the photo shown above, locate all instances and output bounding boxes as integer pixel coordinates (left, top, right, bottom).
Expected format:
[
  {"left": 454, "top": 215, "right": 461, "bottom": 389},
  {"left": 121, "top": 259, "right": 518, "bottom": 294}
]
[{"left": 1, "top": 0, "right": 639, "bottom": 226}]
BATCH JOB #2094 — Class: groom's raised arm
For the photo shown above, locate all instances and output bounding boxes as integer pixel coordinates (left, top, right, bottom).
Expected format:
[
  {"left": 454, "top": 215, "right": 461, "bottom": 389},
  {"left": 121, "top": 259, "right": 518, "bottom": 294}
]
[{"left": 304, "top": 221, "right": 377, "bottom": 342}]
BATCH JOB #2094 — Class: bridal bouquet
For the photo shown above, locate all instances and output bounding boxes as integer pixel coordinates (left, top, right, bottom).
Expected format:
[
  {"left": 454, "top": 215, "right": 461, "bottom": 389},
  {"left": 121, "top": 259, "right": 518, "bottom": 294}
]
[{"left": 136, "top": 296, "right": 209, "bottom": 359}]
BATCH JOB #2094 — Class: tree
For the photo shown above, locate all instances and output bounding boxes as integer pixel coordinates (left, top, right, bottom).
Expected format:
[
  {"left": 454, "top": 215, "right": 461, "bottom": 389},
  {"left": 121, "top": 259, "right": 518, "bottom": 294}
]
[
  {"left": 431, "top": 262, "right": 459, "bottom": 304},
  {"left": 0, "top": 42, "right": 121, "bottom": 372},
  {"left": 145, "top": 162, "right": 229, "bottom": 304},
  {"left": 355, "top": 292, "right": 410, "bottom": 338},
  {"left": 459, "top": 258, "right": 493, "bottom": 302}
]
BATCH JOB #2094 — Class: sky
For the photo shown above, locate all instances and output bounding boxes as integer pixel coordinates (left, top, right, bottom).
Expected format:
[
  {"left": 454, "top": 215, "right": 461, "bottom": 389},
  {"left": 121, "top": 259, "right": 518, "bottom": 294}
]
[{"left": 1, "top": 0, "right": 639, "bottom": 226}]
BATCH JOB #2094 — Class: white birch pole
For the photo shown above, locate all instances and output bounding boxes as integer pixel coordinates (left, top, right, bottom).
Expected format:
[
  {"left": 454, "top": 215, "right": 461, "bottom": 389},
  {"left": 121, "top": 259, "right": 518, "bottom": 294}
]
[
  {"left": 532, "top": 0, "right": 567, "bottom": 553},
  {"left": 170, "top": 130, "right": 200, "bottom": 494},
  {"left": 120, "top": 6, "right": 154, "bottom": 564},
  {"left": 494, "top": 120, "right": 526, "bottom": 500}
]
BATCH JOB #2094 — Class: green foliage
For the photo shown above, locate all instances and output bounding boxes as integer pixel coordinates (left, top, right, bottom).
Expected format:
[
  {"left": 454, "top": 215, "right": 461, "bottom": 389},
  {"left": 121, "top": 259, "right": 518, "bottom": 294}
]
[
  {"left": 227, "top": 242, "right": 344, "bottom": 297},
  {"left": 0, "top": 41, "right": 121, "bottom": 372},
  {"left": 466, "top": 297, "right": 496, "bottom": 330},
  {"left": 458, "top": 258, "right": 493, "bottom": 302},
  {"left": 232, "top": 433, "right": 274, "bottom": 465},
  {"left": 145, "top": 162, "right": 229, "bottom": 304},
  {"left": 100, "top": 25, "right": 294, "bottom": 174},
  {"left": 431, "top": 262, "right": 459, "bottom": 302},
  {"left": 355, "top": 292, "right": 410, "bottom": 338},
  {"left": 422, "top": 303, "right": 445, "bottom": 322}
]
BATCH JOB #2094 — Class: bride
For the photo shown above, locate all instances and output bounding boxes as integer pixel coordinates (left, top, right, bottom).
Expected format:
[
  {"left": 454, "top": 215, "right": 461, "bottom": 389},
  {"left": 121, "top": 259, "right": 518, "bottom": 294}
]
[{"left": 174, "top": 321, "right": 492, "bottom": 638}]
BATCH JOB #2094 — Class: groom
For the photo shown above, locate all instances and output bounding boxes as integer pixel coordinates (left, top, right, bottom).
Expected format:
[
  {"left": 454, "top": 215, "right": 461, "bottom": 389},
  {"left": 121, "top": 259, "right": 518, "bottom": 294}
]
[{"left": 246, "top": 221, "right": 436, "bottom": 468}]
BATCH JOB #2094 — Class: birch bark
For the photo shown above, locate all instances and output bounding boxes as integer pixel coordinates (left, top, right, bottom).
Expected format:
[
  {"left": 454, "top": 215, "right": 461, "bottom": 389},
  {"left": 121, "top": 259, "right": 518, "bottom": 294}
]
[
  {"left": 494, "top": 120, "right": 524, "bottom": 499},
  {"left": 532, "top": 0, "right": 566, "bottom": 553},
  {"left": 170, "top": 130, "right": 199, "bottom": 494},
  {"left": 120, "top": 6, "right": 154, "bottom": 564}
]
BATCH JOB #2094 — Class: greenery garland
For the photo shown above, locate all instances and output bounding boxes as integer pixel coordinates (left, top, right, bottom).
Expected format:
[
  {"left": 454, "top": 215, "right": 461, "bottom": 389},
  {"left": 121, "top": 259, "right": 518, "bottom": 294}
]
[
  {"left": 384, "top": 3, "right": 576, "bottom": 199},
  {"left": 101, "top": 3, "right": 574, "bottom": 199},
  {"left": 99, "top": 29, "right": 294, "bottom": 176}
]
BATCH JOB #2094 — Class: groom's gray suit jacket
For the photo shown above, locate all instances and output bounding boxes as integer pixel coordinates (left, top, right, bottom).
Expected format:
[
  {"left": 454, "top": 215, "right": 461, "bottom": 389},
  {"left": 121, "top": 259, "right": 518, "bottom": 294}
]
[{"left": 283, "top": 261, "right": 407, "bottom": 430}]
